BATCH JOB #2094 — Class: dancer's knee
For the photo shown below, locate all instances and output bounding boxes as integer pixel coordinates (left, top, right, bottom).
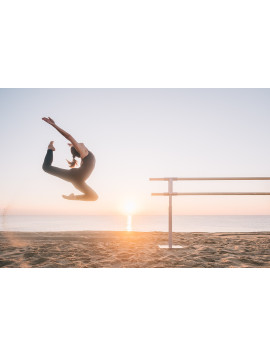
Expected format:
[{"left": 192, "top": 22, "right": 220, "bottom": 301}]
[
  {"left": 92, "top": 192, "right": 98, "bottom": 201},
  {"left": 42, "top": 162, "right": 51, "bottom": 173},
  {"left": 87, "top": 192, "right": 98, "bottom": 201}
]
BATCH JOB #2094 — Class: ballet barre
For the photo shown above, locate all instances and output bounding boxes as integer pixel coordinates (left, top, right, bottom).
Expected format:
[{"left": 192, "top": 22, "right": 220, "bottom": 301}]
[{"left": 149, "top": 177, "right": 270, "bottom": 249}]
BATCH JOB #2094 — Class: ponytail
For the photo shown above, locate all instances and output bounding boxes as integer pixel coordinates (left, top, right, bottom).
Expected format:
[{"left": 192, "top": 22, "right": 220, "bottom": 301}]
[
  {"left": 68, "top": 146, "right": 80, "bottom": 168},
  {"left": 67, "top": 155, "right": 78, "bottom": 168}
]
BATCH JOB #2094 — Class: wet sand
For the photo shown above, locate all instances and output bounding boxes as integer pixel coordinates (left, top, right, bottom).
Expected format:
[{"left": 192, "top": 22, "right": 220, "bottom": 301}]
[{"left": 0, "top": 231, "right": 269, "bottom": 268}]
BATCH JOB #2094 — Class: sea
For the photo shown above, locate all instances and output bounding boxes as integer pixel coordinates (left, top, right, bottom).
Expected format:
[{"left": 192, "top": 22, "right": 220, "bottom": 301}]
[{"left": 1, "top": 215, "right": 270, "bottom": 232}]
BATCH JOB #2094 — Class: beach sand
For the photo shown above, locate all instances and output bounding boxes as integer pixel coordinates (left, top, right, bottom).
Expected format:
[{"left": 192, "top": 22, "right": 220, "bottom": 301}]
[{"left": 0, "top": 231, "right": 269, "bottom": 268}]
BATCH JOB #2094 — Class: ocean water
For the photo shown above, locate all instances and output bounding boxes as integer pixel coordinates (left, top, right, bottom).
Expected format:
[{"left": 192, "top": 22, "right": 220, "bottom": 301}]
[{"left": 1, "top": 215, "right": 270, "bottom": 232}]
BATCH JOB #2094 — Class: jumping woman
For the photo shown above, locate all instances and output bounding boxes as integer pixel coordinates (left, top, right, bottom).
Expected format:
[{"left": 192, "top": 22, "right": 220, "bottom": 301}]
[{"left": 42, "top": 117, "right": 98, "bottom": 201}]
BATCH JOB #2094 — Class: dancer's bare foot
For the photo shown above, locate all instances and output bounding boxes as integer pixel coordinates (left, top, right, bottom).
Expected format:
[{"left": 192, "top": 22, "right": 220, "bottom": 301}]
[
  {"left": 48, "top": 141, "right": 55, "bottom": 151},
  {"left": 62, "top": 193, "right": 76, "bottom": 200}
]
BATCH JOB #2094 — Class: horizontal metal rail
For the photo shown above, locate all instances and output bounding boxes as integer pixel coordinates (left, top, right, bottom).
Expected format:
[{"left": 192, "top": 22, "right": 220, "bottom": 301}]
[
  {"left": 152, "top": 192, "right": 270, "bottom": 196},
  {"left": 150, "top": 177, "right": 270, "bottom": 181}
]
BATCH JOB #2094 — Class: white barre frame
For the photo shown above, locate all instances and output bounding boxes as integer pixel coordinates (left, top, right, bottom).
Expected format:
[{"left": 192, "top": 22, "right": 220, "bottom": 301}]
[{"left": 150, "top": 177, "right": 270, "bottom": 249}]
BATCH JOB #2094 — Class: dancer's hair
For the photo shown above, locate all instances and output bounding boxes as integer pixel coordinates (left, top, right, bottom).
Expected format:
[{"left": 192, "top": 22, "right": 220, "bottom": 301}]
[{"left": 67, "top": 147, "right": 81, "bottom": 168}]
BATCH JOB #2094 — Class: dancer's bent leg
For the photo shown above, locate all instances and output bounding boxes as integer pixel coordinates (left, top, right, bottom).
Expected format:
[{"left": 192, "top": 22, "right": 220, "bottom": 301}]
[
  {"left": 42, "top": 149, "right": 74, "bottom": 183},
  {"left": 63, "top": 181, "right": 98, "bottom": 201}
]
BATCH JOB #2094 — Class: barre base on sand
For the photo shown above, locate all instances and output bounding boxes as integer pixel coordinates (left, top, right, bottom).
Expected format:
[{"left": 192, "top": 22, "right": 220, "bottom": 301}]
[{"left": 159, "top": 245, "right": 183, "bottom": 249}]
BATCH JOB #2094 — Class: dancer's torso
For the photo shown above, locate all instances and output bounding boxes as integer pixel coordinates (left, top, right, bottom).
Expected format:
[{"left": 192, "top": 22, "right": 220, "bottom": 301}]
[
  {"left": 77, "top": 143, "right": 89, "bottom": 159},
  {"left": 76, "top": 149, "right": 96, "bottom": 181}
]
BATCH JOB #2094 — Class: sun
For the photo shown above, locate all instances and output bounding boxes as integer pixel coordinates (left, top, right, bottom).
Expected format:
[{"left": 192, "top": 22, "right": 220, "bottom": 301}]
[{"left": 124, "top": 201, "right": 136, "bottom": 215}]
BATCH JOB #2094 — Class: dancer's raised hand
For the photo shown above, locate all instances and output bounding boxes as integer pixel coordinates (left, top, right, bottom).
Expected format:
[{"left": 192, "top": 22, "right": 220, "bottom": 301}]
[
  {"left": 41, "top": 118, "right": 84, "bottom": 158},
  {"left": 42, "top": 117, "right": 55, "bottom": 125}
]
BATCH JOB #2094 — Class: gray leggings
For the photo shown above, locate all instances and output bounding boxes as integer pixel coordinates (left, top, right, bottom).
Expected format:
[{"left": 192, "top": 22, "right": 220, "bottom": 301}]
[{"left": 42, "top": 149, "right": 98, "bottom": 201}]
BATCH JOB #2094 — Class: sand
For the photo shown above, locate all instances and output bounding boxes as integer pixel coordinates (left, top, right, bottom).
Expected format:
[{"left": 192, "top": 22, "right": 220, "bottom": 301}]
[{"left": 0, "top": 231, "right": 269, "bottom": 268}]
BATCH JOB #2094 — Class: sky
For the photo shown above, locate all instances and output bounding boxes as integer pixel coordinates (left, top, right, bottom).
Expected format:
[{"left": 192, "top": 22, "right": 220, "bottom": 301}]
[{"left": 1, "top": 88, "right": 270, "bottom": 215}]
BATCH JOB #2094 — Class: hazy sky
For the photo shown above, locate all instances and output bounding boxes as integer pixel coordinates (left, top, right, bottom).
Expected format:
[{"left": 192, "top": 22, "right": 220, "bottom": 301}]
[{"left": 1, "top": 88, "right": 270, "bottom": 215}]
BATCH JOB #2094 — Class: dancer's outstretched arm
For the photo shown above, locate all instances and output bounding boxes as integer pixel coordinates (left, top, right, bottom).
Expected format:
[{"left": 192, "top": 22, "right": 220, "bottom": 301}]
[{"left": 42, "top": 117, "right": 82, "bottom": 155}]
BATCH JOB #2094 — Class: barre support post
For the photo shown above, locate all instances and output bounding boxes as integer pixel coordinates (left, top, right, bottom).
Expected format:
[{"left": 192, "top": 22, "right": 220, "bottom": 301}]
[{"left": 168, "top": 178, "right": 173, "bottom": 249}]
